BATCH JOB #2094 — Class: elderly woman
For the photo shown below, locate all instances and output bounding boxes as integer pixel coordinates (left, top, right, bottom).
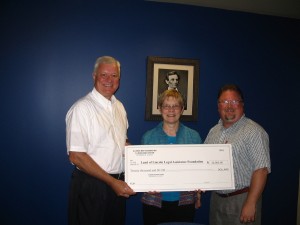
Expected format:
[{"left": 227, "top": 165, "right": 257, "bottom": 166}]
[{"left": 141, "top": 89, "right": 202, "bottom": 225}]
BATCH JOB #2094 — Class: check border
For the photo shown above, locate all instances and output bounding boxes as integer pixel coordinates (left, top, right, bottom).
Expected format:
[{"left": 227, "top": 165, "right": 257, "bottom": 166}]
[{"left": 125, "top": 144, "right": 235, "bottom": 192}]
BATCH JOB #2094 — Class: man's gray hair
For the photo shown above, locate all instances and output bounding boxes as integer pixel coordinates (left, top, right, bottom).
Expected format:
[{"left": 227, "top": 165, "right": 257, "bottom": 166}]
[{"left": 93, "top": 56, "right": 121, "bottom": 74}]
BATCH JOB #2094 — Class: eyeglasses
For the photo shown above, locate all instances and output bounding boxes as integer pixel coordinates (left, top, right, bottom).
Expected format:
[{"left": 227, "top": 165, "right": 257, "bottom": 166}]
[
  {"left": 218, "top": 100, "right": 243, "bottom": 106},
  {"left": 161, "top": 105, "right": 182, "bottom": 110}
]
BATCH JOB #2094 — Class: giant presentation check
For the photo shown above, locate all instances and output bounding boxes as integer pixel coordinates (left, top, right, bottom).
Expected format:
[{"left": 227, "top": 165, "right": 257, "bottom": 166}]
[{"left": 125, "top": 144, "right": 235, "bottom": 192}]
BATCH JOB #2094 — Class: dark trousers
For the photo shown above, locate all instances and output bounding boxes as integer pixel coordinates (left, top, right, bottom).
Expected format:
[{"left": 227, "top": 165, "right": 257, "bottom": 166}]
[
  {"left": 68, "top": 168, "right": 126, "bottom": 225},
  {"left": 143, "top": 201, "right": 195, "bottom": 225}
]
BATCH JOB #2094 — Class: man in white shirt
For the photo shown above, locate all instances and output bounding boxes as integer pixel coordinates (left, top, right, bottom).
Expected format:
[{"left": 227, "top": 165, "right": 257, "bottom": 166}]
[{"left": 66, "top": 56, "right": 135, "bottom": 225}]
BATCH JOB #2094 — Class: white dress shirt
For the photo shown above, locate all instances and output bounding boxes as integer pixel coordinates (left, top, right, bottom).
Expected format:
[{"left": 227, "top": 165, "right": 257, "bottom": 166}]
[{"left": 66, "top": 88, "right": 129, "bottom": 173}]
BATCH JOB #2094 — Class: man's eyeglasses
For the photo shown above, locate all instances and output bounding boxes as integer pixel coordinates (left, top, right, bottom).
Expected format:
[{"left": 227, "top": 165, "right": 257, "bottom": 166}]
[
  {"left": 218, "top": 100, "right": 243, "bottom": 106},
  {"left": 161, "top": 105, "right": 182, "bottom": 110}
]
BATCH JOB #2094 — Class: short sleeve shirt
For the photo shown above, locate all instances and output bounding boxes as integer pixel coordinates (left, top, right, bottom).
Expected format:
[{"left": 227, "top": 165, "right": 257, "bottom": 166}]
[{"left": 205, "top": 115, "right": 271, "bottom": 193}]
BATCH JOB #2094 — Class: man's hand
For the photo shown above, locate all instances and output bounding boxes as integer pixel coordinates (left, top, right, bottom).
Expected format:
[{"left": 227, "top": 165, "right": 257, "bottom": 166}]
[{"left": 110, "top": 179, "right": 136, "bottom": 198}]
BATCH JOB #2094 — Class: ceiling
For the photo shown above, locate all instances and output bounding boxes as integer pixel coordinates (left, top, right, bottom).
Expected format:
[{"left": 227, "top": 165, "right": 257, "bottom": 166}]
[{"left": 147, "top": 0, "right": 300, "bottom": 19}]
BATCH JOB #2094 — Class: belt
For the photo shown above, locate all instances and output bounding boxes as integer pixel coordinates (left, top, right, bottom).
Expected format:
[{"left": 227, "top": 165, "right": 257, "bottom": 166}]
[
  {"left": 109, "top": 172, "right": 124, "bottom": 180},
  {"left": 74, "top": 167, "right": 124, "bottom": 181},
  {"left": 217, "top": 187, "right": 249, "bottom": 198}
]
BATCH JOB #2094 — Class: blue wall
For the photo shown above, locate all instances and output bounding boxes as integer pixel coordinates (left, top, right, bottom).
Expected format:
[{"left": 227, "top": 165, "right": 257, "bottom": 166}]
[{"left": 1, "top": 0, "right": 299, "bottom": 224}]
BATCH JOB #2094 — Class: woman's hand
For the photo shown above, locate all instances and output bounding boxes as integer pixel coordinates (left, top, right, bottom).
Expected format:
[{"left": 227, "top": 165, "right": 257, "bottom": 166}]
[{"left": 195, "top": 190, "right": 203, "bottom": 209}]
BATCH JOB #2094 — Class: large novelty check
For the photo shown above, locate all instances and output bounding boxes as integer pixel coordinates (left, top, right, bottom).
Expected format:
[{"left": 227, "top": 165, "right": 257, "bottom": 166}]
[{"left": 125, "top": 144, "right": 235, "bottom": 192}]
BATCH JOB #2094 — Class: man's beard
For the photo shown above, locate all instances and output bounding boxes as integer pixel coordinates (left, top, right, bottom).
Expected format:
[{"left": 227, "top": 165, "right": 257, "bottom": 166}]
[{"left": 224, "top": 110, "right": 236, "bottom": 121}]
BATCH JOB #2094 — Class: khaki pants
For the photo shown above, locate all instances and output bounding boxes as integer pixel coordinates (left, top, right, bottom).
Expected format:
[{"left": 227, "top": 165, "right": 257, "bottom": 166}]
[{"left": 210, "top": 192, "right": 262, "bottom": 225}]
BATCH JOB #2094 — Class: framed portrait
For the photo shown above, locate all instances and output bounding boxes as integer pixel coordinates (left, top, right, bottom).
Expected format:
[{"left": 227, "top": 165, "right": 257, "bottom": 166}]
[{"left": 145, "top": 56, "right": 199, "bottom": 121}]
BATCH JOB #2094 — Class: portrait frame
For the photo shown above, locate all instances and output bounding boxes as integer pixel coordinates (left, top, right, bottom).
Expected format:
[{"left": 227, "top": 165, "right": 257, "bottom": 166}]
[{"left": 145, "top": 56, "right": 199, "bottom": 121}]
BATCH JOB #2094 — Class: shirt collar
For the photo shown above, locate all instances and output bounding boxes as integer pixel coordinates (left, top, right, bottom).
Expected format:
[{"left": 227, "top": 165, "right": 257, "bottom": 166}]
[{"left": 92, "top": 88, "right": 117, "bottom": 107}]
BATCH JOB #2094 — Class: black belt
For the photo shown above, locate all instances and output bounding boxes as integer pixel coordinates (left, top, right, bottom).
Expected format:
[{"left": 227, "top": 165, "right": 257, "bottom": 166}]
[
  {"left": 109, "top": 172, "right": 124, "bottom": 180},
  {"left": 217, "top": 187, "right": 249, "bottom": 198},
  {"left": 74, "top": 167, "right": 124, "bottom": 180}
]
